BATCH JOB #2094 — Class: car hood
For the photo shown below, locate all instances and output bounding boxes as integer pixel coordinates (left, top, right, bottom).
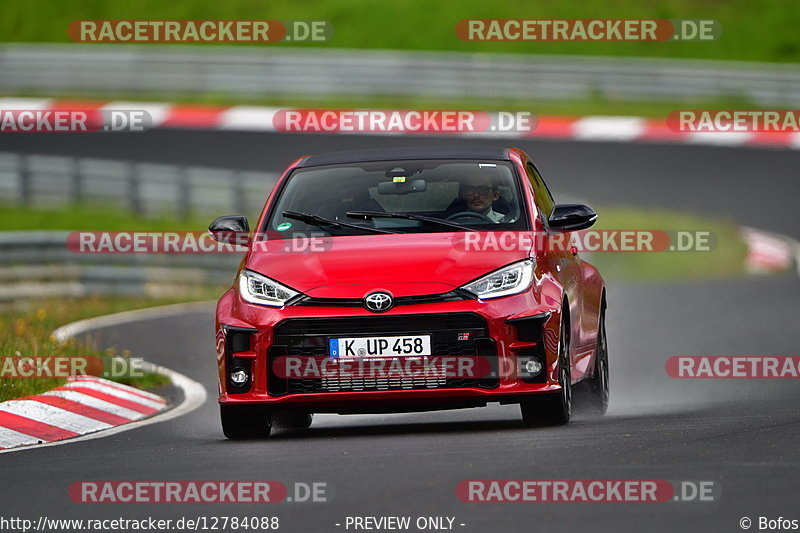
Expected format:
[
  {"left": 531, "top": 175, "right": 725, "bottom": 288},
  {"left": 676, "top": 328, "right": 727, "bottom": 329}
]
[{"left": 245, "top": 232, "right": 532, "bottom": 297}]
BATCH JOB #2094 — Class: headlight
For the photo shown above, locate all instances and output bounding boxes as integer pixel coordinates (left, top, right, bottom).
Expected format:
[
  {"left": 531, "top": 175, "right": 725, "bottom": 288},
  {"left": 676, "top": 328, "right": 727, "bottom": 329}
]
[
  {"left": 238, "top": 269, "right": 300, "bottom": 307},
  {"left": 461, "top": 259, "right": 535, "bottom": 299}
]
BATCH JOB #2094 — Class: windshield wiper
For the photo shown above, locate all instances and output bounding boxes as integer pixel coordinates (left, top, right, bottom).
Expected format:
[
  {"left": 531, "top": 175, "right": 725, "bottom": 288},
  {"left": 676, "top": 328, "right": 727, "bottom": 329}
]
[
  {"left": 346, "top": 211, "right": 478, "bottom": 232},
  {"left": 282, "top": 211, "right": 399, "bottom": 234}
]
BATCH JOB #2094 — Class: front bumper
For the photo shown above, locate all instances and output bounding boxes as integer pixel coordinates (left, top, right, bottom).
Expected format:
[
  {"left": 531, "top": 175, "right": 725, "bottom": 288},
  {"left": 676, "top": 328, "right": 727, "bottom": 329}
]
[{"left": 216, "top": 287, "right": 563, "bottom": 412}]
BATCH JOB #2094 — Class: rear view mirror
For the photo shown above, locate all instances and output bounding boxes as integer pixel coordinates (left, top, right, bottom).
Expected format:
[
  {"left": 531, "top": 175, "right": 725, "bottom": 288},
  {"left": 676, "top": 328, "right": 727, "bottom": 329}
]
[
  {"left": 377, "top": 179, "right": 427, "bottom": 195},
  {"left": 209, "top": 215, "right": 251, "bottom": 246},
  {"left": 548, "top": 204, "right": 597, "bottom": 231}
]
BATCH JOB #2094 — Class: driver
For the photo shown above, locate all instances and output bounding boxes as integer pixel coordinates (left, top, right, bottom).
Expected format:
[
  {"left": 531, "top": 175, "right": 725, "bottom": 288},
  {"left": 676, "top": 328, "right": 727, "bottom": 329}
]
[{"left": 459, "top": 172, "right": 505, "bottom": 223}]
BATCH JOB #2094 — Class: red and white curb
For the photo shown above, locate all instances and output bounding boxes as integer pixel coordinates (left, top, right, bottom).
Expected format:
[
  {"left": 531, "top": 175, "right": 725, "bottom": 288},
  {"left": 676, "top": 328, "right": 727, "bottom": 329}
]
[
  {"left": 742, "top": 227, "right": 800, "bottom": 275},
  {"left": 2, "top": 97, "right": 800, "bottom": 150},
  {"left": 0, "top": 376, "right": 167, "bottom": 449},
  {"left": 0, "top": 302, "right": 209, "bottom": 454}
]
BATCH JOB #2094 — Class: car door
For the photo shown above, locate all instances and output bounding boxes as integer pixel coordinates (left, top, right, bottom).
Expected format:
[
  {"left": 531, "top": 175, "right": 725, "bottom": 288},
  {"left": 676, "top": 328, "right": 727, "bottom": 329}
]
[{"left": 525, "top": 160, "right": 586, "bottom": 379}]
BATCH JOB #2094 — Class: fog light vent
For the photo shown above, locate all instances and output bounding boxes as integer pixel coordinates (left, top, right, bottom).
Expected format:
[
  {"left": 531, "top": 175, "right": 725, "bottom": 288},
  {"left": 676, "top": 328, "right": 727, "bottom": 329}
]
[
  {"left": 519, "top": 351, "right": 546, "bottom": 383},
  {"left": 524, "top": 359, "right": 543, "bottom": 375},
  {"left": 230, "top": 369, "right": 249, "bottom": 386}
]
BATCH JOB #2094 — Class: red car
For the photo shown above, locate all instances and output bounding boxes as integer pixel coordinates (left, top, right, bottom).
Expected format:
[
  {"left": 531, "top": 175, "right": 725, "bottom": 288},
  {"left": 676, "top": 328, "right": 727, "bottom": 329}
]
[{"left": 211, "top": 147, "right": 608, "bottom": 439}]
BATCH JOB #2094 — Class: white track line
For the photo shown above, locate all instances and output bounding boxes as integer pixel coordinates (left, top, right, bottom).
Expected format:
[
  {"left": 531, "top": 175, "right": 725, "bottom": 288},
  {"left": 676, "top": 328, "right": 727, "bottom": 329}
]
[
  {"left": 220, "top": 105, "right": 281, "bottom": 131},
  {"left": 61, "top": 380, "right": 166, "bottom": 410},
  {"left": 688, "top": 131, "right": 753, "bottom": 146},
  {"left": 572, "top": 116, "right": 646, "bottom": 141},
  {"left": 68, "top": 375, "right": 166, "bottom": 403},
  {"left": 0, "top": 400, "right": 112, "bottom": 433},
  {"left": 42, "top": 389, "right": 144, "bottom": 420},
  {"left": 0, "top": 427, "right": 42, "bottom": 448}
]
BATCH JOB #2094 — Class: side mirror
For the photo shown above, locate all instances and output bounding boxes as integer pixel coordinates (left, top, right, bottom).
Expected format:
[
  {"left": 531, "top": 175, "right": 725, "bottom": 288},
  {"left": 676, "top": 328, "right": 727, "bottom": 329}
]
[
  {"left": 548, "top": 204, "right": 597, "bottom": 231},
  {"left": 209, "top": 215, "right": 251, "bottom": 246}
]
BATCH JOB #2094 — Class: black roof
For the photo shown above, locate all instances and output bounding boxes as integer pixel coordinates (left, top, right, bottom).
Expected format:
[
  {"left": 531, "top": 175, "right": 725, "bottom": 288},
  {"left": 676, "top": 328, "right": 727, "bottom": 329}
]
[{"left": 298, "top": 147, "right": 510, "bottom": 168}]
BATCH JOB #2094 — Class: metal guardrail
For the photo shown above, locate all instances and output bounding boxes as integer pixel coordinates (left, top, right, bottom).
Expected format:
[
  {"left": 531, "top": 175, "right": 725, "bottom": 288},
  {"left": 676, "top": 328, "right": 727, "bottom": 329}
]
[
  {"left": 0, "top": 231, "right": 240, "bottom": 301},
  {"left": 3, "top": 43, "right": 800, "bottom": 105},
  {"left": 0, "top": 151, "right": 277, "bottom": 218},
  {"left": 0, "top": 151, "right": 274, "bottom": 301}
]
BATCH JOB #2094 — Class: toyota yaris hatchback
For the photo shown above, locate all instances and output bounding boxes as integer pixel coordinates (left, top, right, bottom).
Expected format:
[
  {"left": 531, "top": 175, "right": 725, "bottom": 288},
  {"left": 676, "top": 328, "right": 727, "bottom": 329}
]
[{"left": 211, "top": 147, "right": 608, "bottom": 439}]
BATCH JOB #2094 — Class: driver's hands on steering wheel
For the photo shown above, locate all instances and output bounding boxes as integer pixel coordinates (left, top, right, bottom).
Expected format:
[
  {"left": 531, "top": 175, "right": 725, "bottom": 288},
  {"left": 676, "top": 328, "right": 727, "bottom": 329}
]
[{"left": 445, "top": 211, "right": 495, "bottom": 223}]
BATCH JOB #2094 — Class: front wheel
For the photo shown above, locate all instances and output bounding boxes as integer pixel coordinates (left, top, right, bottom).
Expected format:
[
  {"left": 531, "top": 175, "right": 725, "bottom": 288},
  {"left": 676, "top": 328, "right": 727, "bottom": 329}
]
[
  {"left": 584, "top": 301, "right": 610, "bottom": 416},
  {"left": 220, "top": 405, "right": 271, "bottom": 439},
  {"left": 272, "top": 410, "right": 314, "bottom": 430},
  {"left": 520, "top": 312, "right": 571, "bottom": 426}
]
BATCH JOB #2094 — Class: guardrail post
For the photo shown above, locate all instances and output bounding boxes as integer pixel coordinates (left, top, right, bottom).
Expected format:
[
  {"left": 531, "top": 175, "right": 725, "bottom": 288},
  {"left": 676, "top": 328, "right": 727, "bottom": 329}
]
[
  {"left": 233, "top": 170, "right": 246, "bottom": 214},
  {"left": 128, "top": 162, "right": 143, "bottom": 215},
  {"left": 177, "top": 167, "right": 191, "bottom": 220},
  {"left": 18, "top": 155, "right": 31, "bottom": 206},
  {"left": 70, "top": 157, "right": 82, "bottom": 204}
]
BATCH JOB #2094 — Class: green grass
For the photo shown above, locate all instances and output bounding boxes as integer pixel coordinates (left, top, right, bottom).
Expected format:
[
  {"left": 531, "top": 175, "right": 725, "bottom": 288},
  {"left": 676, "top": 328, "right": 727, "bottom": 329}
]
[
  {"left": 0, "top": 204, "right": 211, "bottom": 232},
  {"left": 2, "top": 0, "right": 800, "bottom": 63},
  {"left": 588, "top": 206, "right": 748, "bottom": 280}
]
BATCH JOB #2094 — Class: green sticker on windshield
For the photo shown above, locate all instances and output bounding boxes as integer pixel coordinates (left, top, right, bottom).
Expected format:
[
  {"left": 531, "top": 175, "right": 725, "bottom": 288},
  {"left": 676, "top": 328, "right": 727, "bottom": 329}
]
[
  {"left": 277, "top": 222, "right": 292, "bottom": 231},
  {"left": 392, "top": 176, "right": 407, "bottom": 183}
]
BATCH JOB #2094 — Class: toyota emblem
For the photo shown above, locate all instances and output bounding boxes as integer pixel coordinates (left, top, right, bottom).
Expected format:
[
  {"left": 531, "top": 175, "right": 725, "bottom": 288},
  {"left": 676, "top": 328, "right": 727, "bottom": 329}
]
[{"left": 364, "top": 291, "right": 394, "bottom": 312}]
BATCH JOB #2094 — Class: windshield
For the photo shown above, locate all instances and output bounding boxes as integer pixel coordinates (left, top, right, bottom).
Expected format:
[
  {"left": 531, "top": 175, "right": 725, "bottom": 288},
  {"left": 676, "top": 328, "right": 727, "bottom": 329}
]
[{"left": 264, "top": 159, "right": 528, "bottom": 236}]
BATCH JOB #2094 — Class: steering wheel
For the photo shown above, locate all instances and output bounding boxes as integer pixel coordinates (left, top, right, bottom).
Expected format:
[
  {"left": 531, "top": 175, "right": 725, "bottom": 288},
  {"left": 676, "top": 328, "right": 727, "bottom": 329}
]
[{"left": 446, "top": 211, "right": 495, "bottom": 223}]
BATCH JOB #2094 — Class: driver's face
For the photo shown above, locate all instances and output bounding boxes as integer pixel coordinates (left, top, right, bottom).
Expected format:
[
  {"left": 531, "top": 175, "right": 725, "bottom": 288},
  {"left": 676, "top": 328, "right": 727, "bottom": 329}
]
[{"left": 460, "top": 175, "right": 499, "bottom": 215}]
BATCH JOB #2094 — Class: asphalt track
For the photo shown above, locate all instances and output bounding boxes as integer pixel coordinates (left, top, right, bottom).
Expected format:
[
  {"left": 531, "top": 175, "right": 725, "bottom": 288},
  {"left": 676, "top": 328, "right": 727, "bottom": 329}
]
[{"left": 1, "top": 131, "right": 799, "bottom": 533}]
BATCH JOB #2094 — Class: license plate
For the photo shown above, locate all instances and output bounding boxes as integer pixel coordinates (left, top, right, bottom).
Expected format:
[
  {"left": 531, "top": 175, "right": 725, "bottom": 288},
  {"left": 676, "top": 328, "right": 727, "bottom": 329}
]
[{"left": 329, "top": 335, "right": 432, "bottom": 358}]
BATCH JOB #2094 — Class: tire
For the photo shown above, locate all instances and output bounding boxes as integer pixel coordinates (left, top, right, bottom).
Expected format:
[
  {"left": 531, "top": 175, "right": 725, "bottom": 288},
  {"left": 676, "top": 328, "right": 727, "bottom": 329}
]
[
  {"left": 272, "top": 410, "right": 314, "bottom": 430},
  {"left": 585, "top": 300, "right": 610, "bottom": 416},
  {"left": 220, "top": 405, "right": 271, "bottom": 439},
  {"left": 520, "top": 310, "right": 572, "bottom": 426}
]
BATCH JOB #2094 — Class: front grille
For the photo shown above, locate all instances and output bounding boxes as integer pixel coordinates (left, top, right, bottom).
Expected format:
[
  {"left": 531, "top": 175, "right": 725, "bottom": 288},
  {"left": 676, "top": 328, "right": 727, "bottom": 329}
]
[
  {"left": 274, "top": 313, "right": 486, "bottom": 337},
  {"left": 268, "top": 313, "right": 498, "bottom": 395}
]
